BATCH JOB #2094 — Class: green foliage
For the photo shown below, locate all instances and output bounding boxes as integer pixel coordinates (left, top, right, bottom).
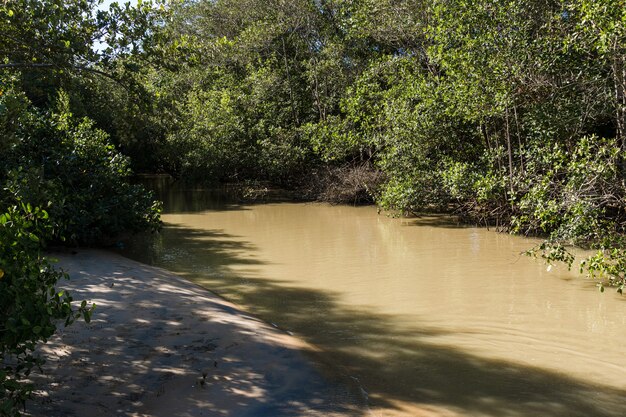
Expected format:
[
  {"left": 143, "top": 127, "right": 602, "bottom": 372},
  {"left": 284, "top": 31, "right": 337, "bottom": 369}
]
[
  {"left": 0, "top": 0, "right": 170, "bottom": 174},
  {"left": 579, "top": 247, "right": 626, "bottom": 293},
  {"left": 0, "top": 203, "right": 94, "bottom": 415},
  {"left": 165, "top": 86, "right": 249, "bottom": 181},
  {"left": 511, "top": 137, "right": 621, "bottom": 240},
  {"left": 526, "top": 242, "right": 576, "bottom": 271},
  {"left": 1, "top": 89, "right": 162, "bottom": 245},
  {"left": 0, "top": 0, "right": 101, "bottom": 68},
  {"left": 517, "top": 135, "right": 626, "bottom": 292},
  {"left": 0, "top": 80, "right": 159, "bottom": 415},
  {"left": 0, "top": 2, "right": 165, "bottom": 415},
  {"left": 0, "top": 0, "right": 166, "bottom": 74},
  {"left": 139, "top": 0, "right": 367, "bottom": 185}
]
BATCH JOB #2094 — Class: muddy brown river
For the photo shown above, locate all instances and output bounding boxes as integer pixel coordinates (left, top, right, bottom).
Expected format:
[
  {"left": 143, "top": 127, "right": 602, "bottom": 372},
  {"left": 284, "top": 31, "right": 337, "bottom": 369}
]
[{"left": 121, "top": 180, "right": 626, "bottom": 417}]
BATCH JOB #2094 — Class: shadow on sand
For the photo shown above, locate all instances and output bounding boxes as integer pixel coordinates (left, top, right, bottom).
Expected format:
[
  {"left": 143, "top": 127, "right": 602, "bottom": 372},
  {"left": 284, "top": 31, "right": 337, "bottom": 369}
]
[{"left": 29, "top": 249, "right": 364, "bottom": 417}]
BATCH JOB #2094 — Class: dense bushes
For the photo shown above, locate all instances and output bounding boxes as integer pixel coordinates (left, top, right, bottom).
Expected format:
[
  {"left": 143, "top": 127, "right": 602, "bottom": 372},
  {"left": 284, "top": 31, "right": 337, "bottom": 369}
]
[
  {"left": 511, "top": 137, "right": 623, "bottom": 241},
  {"left": 1, "top": 89, "right": 161, "bottom": 245}
]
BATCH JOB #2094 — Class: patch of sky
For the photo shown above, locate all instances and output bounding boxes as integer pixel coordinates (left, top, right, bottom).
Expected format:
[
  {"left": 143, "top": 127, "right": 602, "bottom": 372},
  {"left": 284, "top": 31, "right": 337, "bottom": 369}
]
[{"left": 93, "top": 0, "right": 138, "bottom": 53}]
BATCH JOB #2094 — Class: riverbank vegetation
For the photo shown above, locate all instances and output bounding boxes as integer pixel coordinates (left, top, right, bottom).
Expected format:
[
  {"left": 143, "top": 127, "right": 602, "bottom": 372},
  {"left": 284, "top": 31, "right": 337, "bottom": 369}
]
[
  {"left": 0, "top": 1, "right": 161, "bottom": 413},
  {"left": 1, "top": 0, "right": 625, "bottom": 413}
]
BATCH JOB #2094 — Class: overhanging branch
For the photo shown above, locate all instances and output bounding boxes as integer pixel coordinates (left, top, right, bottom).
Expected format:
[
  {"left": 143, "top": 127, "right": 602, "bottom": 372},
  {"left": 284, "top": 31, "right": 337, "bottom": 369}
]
[{"left": 0, "top": 62, "right": 127, "bottom": 88}]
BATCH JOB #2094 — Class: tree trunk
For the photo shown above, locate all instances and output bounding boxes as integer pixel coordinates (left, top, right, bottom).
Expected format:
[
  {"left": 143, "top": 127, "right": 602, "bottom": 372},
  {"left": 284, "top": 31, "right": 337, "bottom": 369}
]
[
  {"left": 282, "top": 37, "right": 300, "bottom": 126},
  {"left": 505, "top": 106, "right": 514, "bottom": 194},
  {"left": 513, "top": 103, "right": 524, "bottom": 173},
  {"left": 611, "top": 51, "right": 626, "bottom": 180}
]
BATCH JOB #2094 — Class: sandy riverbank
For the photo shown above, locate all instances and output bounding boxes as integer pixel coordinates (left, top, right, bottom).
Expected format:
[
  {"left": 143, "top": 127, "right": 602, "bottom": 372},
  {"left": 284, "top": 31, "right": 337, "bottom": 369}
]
[{"left": 25, "top": 250, "right": 365, "bottom": 417}]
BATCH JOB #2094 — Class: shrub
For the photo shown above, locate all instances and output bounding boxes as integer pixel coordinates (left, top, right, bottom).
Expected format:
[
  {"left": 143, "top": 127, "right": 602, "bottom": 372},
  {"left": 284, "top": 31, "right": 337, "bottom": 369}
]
[
  {"left": 1, "top": 90, "right": 162, "bottom": 245},
  {"left": 0, "top": 203, "right": 93, "bottom": 416}
]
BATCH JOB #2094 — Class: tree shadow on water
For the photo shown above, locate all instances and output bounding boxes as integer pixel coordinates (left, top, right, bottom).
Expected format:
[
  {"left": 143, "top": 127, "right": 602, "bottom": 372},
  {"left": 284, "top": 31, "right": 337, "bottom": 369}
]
[{"left": 120, "top": 224, "right": 626, "bottom": 417}]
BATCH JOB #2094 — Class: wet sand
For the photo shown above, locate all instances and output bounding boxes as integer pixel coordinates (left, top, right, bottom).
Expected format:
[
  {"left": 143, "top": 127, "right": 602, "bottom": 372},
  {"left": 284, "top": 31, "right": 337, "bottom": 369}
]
[{"left": 26, "top": 250, "right": 364, "bottom": 417}]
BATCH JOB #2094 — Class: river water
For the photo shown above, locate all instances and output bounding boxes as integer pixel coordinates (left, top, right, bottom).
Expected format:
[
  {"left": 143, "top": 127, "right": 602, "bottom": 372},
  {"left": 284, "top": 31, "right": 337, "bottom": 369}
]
[{"left": 121, "top": 180, "right": 626, "bottom": 417}]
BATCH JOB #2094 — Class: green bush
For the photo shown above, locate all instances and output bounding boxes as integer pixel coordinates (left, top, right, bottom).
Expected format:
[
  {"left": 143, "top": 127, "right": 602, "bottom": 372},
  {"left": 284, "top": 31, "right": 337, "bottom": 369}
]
[
  {"left": 511, "top": 136, "right": 620, "bottom": 242},
  {"left": 0, "top": 203, "right": 93, "bottom": 416},
  {"left": 517, "top": 137, "right": 626, "bottom": 292},
  {"left": 1, "top": 90, "right": 162, "bottom": 245}
]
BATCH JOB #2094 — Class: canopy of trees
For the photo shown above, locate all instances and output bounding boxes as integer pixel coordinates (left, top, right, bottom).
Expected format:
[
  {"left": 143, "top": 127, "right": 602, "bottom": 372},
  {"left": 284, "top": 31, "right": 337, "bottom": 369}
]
[{"left": 109, "top": 0, "right": 626, "bottom": 234}]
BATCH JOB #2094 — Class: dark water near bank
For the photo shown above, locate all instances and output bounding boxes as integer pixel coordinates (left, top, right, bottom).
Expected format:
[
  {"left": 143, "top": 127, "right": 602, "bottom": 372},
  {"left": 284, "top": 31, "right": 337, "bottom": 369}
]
[{"left": 121, "top": 178, "right": 626, "bottom": 417}]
